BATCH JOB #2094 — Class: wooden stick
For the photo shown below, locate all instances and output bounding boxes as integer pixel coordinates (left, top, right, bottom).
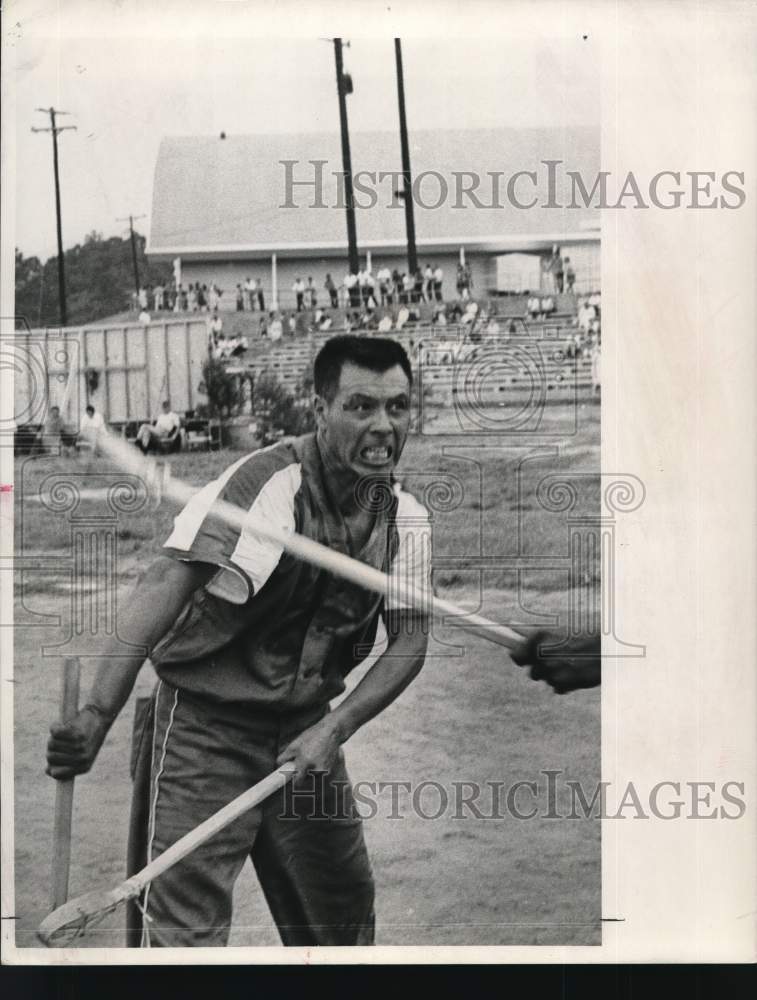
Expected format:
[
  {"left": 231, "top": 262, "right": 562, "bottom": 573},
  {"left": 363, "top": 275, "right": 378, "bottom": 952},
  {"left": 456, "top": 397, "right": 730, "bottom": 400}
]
[
  {"left": 99, "top": 434, "right": 527, "bottom": 653},
  {"left": 127, "top": 763, "right": 297, "bottom": 893},
  {"left": 51, "top": 657, "right": 81, "bottom": 910}
]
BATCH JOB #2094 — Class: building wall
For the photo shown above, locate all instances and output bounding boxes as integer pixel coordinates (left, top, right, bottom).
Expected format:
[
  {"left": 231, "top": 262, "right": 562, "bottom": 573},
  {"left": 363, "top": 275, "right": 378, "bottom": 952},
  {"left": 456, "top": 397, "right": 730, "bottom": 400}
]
[{"left": 171, "top": 241, "right": 599, "bottom": 312}]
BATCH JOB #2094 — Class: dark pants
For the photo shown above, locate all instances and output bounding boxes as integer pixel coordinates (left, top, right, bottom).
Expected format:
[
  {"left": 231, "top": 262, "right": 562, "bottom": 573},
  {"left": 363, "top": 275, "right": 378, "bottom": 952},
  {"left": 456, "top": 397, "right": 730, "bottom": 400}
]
[{"left": 127, "top": 683, "right": 375, "bottom": 948}]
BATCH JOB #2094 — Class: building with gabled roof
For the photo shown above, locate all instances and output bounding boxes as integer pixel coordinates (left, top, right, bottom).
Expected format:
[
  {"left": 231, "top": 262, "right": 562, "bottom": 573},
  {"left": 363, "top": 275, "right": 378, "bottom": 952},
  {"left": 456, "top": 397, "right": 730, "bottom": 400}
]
[{"left": 147, "top": 127, "right": 600, "bottom": 310}]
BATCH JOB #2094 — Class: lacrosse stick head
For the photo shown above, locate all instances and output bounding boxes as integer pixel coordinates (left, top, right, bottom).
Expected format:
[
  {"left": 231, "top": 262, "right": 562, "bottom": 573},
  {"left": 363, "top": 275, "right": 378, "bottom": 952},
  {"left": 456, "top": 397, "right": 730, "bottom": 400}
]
[{"left": 38, "top": 878, "right": 140, "bottom": 947}]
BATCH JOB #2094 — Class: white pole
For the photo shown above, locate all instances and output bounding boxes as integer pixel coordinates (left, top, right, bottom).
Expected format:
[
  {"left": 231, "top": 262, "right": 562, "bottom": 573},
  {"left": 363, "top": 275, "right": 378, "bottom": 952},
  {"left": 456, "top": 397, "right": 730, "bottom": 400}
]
[
  {"left": 271, "top": 253, "right": 278, "bottom": 311},
  {"left": 459, "top": 246, "right": 465, "bottom": 266},
  {"left": 366, "top": 250, "right": 372, "bottom": 273}
]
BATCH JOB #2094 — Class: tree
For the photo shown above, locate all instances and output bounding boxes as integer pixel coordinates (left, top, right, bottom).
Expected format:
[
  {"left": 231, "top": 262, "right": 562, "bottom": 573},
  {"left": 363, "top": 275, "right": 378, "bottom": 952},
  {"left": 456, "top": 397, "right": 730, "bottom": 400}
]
[{"left": 14, "top": 231, "right": 172, "bottom": 328}]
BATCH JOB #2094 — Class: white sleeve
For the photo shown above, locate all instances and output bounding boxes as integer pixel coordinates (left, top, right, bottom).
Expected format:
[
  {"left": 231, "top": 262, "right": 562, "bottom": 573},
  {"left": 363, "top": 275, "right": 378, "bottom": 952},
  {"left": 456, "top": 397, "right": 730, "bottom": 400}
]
[{"left": 386, "top": 489, "right": 433, "bottom": 613}]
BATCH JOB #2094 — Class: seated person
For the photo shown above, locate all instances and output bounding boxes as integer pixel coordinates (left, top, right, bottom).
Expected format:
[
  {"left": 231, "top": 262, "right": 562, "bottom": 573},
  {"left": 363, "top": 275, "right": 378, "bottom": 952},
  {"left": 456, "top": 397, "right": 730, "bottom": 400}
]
[
  {"left": 395, "top": 306, "right": 410, "bottom": 330},
  {"left": 377, "top": 314, "right": 393, "bottom": 333},
  {"left": 77, "top": 404, "right": 107, "bottom": 454},
  {"left": 136, "top": 400, "right": 183, "bottom": 455},
  {"left": 540, "top": 295, "right": 555, "bottom": 316},
  {"left": 526, "top": 294, "right": 541, "bottom": 319},
  {"left": 36, "top": 405, "right": 77, "bottom": 455}
]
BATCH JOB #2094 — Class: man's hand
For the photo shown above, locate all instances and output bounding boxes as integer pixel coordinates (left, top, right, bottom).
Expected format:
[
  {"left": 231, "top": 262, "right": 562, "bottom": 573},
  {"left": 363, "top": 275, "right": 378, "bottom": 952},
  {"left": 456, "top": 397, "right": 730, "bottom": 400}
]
[
  {"left": 46, "top": 706, "right": 113, "bottom": 779},
  {"left": 276, "top": 715, "right": 344, "bottom": 781},
  {"left": 512, "top": 631, "right": 602, "bottom": 694}
]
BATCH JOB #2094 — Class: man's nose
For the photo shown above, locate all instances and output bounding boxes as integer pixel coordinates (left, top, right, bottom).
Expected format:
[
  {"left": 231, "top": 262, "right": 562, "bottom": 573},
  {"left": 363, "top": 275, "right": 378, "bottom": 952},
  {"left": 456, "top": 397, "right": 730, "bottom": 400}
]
[{"left": 370, "top": 407, "right": 393, "bottom": 433}]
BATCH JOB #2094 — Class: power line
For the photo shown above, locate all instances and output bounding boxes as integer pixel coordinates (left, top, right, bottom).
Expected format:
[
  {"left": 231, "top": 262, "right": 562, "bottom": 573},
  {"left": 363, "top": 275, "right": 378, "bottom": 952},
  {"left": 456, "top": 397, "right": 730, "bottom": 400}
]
[{"left": 31, "top": 107, "right": 77, "bottom": 327}]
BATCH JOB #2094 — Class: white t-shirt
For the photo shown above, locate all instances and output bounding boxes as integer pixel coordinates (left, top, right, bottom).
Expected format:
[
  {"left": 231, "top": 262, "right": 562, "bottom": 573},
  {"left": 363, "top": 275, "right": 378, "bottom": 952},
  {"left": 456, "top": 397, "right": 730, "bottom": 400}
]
[
  {"left": 155, "top": 410, "right": 181, "bottom": 436},
  {"left": 79, "top": 411, "right": 105, "bottom": 441}
]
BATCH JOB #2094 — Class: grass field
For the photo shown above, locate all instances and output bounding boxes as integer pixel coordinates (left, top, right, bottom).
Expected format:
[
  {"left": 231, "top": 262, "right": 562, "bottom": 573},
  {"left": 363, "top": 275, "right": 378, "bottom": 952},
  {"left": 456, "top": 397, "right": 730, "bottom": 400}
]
[{"left": 11, "top": 399, "right": 600, "bottom": 949}]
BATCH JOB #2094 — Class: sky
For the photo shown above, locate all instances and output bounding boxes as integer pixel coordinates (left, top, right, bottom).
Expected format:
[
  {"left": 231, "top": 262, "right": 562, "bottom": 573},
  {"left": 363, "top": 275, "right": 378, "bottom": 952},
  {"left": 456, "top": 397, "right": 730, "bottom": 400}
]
[{"left": 5, "top": 0, "right": 600, "bottom": 259}]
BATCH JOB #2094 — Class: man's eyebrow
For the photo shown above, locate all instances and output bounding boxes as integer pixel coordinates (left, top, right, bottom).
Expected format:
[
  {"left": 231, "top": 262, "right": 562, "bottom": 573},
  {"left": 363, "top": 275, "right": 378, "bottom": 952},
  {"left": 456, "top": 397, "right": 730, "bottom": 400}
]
[{"left": 343, "top": 391, "right": 409, "bottom": 403}]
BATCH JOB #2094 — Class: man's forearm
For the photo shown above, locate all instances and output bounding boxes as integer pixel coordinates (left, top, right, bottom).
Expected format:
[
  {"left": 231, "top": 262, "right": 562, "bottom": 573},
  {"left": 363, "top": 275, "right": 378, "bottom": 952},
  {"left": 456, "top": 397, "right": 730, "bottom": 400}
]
[{"left": 330, "top": 613, "right": 429, "bottom": 743}]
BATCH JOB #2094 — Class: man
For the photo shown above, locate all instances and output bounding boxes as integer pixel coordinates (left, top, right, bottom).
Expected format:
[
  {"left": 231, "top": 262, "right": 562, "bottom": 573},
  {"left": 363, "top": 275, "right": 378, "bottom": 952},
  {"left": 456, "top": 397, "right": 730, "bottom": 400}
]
[
  {"left": 433, "top": 263, "right": 444, "bottom": 302},
  {"left": 36, "top": 405, "right": 76, "bottom": 455},
  {"left": 292, "top": 277, "right": 305, "bottom": 311},
  {"left": 376, "top": 265, "right": 391, "bottom": 307},
  {"left": 324, "top": 273, "right": 338, "bottom": 308},
  {"left": 77, "top": 404, "right": 107, "bottom": 454},
  {"left": 135, "top": 400, "right": 182, "bottom": 455},
  {"left": 46, "top": 336, "right": 430, "bottom": 948},
  {"left": 513, "top": 631, "right": 601, "bottom": 694}
]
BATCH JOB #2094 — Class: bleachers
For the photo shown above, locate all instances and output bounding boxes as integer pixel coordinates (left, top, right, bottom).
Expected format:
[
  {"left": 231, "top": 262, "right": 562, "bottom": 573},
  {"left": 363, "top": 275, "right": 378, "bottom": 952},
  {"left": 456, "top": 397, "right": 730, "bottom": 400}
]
[{"left": 226, "top": 317, "right": 597, "bottom": 408}]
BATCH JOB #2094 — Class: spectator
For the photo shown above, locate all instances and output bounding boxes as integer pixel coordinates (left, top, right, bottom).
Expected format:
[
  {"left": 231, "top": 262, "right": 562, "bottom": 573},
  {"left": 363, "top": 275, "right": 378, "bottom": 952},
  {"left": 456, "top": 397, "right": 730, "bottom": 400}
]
[
  {"left": 456, "top": 264, "right": 465, "bottom": 299},
  {"left": 526, "top": 292, "right": 540, "bottom": 319},
  {"left": 268, "top": 313, "right": 283, "bottom": 342},
  {"left": 208, "top": 310, "right": 223, "bottom": 341},
  {"left": 577, "top": 298, "right": 596, "bottom": 334},
  {"left": 540, "top": 295, "right": 555, "bottom": 318},
  {"left": 565, "top": 258, "right": 576, "bottom": 295},
  {"left": 78, "top": 403, "right": 107, "bottom": 455},
  {"left": 136, "top": 401, "right": 182, "bottom": 455},
  {"left": 153, "top": 284, "right": 164, "bottom": 311},
  {"left": 256, "top": 278, "right": 265, "bottom": 312},
  {"left": 208, "top": 285, "right": 221, "bottom": 312},
  {"left": 377, "top": 265, "right": 391, "bottom": 306},
  {"left": 197, "top": 284, "right": 207, "bottom": 311},
  {"left": 377, "top": 314, "right": 393, "bottom": 333},
  {"left": 433, "top": 263, "right": 443, "bottom": 302},
  {"left": 392, "top": 268, "right": 403, "bottom": 305},
  {"left": 306, "top": 277, "right": 317, "bottom": 310},
  {"left": 402, "top": 272, "right": 413, "bottom": 305},
  {"left": 138, "top": 286, "right": 148, "bottom": 310},
  {"left": 235, "top": 284, "right": 244, "bottom": 311},
  {"left": 464, "top": 262, "right": 473, "bottom": 299},
  {"left": 36, "top": 405, "right": 75, "bottom": 455},
  {"left": 325, "top": 273, "right": 338, "bottom": 308},
  {"left": 396, "top": 305, "right": 410, "bottom": 330},
  {"left": 423, "top": 263, "right": 433, "bottom": 302},
  {"left": 550, "top": 246, "right": 564, "bottom": 293},
  {"left": 292, "top": 278, "right": 305, "bottom": 311},
  {"left": 188, "top": 285, "right": 198, "bottom": 312},
  {"left": 244, "top": 277, "right": 254, "bottom": 311},
  {"left": 287, "top": 313, "right": 297, "bottom": 337},
  {"left": 412, "top": 270, "right": 423, "bottom": 304},
  {"left": 591, "top": 344, "right": 601, "bottom": 394},
  {"left": 344, "top": 272, "right": 359, "bottom": 309},
  {"left": 139, "top": 309, "right": 151, "bottom": 325}
]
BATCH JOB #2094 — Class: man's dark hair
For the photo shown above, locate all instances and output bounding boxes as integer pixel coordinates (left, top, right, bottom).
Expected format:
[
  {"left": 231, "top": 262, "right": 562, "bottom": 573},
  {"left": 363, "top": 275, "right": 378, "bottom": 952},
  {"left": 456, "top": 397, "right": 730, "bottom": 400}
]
[
  {"left": 314, "top": 336, "right": 413, "bottom": 401},
  {"left": 86, "top": 404, "right": 95, "bottom": 415}
]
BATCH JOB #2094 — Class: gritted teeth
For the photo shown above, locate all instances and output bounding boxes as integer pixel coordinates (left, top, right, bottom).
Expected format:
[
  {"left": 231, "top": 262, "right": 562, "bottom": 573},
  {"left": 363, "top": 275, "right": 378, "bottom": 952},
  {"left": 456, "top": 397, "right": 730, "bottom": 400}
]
[{"left": 361, "top": 445, "right": 392, "bottom": 460}]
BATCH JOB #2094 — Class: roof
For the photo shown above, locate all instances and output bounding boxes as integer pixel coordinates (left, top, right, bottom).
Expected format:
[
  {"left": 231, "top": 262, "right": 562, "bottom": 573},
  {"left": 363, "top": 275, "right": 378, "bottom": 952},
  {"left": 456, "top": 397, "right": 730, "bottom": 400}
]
[{"left": 148, "top": 127, "right": 600, "bottom": 260}]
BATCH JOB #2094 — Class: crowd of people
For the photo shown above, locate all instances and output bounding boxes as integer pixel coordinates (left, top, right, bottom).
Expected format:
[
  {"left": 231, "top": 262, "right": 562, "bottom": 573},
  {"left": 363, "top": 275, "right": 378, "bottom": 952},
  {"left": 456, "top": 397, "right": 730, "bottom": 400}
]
[{"left": 136, "top": 281, "right": 225, "bottom": 321}]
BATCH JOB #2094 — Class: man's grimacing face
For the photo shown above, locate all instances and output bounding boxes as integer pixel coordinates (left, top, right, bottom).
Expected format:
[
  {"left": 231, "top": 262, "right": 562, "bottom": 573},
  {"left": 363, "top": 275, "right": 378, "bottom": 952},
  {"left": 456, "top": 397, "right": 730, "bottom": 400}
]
[{"left": 315, "top": 362, "right": 412, "bottom": 479}]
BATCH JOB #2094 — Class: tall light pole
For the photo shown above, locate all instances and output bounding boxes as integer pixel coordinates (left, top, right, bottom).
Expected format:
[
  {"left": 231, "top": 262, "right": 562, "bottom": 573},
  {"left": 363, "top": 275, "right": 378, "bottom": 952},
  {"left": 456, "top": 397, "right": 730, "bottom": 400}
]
[
  {"left": 333, "top": 38, "right": 359, "bottom": 275},
  {"left": 117, "top": 214, "right": 147, "bottom": 297},
  {"left": 32, "top": 108, "right": 77, "bottom": 327},
  {"left": 394, "top": 39, "right": 418, "bottom": 276}
]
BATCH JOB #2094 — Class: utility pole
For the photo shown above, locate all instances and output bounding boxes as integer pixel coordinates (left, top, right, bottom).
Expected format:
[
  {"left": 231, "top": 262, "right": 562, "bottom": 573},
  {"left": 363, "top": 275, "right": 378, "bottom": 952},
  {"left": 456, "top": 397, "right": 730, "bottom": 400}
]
[
  {"left": 333, "top": 38, "right": 359, "bottom": 275},
  {"left": 32, "top": 108, "right": 77, "bottom": 327},
  {"left": 395, "top": 39, "right": 418, "bottom": 276},
  {"left": 117, "top": 214, "right": 147, "bottom": 297}
]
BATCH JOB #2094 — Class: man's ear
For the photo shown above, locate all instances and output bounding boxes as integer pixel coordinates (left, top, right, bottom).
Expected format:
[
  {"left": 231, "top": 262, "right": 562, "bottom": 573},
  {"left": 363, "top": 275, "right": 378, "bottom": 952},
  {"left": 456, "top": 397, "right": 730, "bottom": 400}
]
[{"left": 313, "top": 394, "right": 328, "bottom": 430}]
